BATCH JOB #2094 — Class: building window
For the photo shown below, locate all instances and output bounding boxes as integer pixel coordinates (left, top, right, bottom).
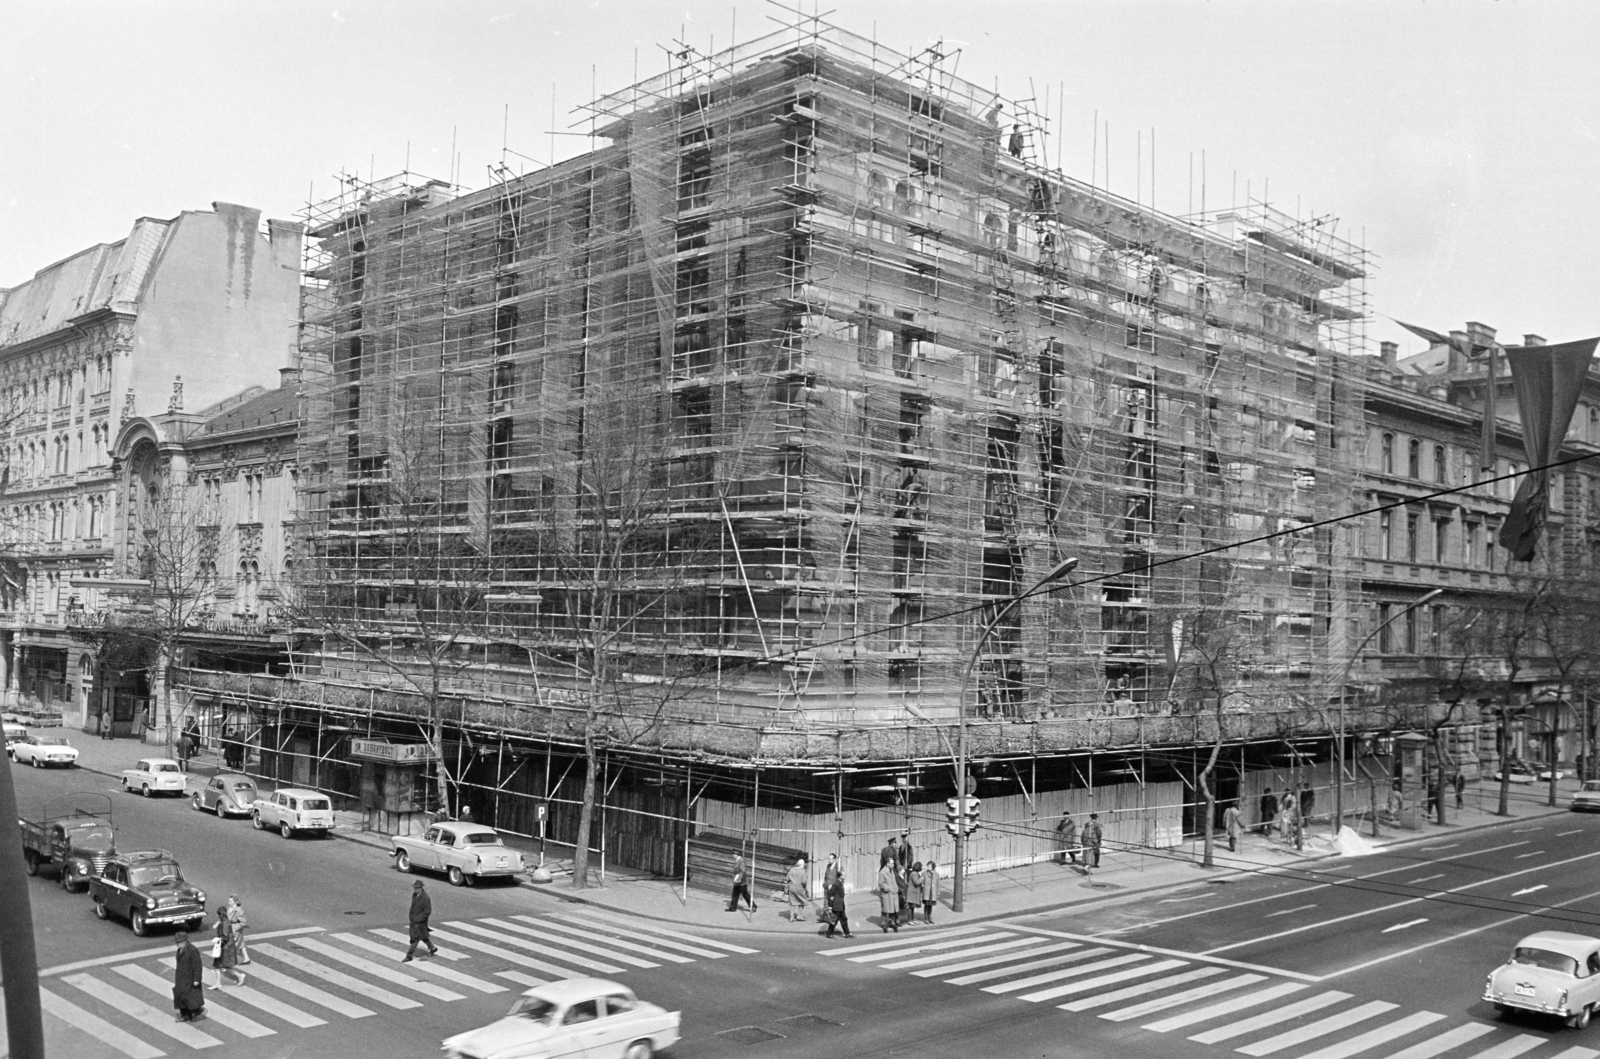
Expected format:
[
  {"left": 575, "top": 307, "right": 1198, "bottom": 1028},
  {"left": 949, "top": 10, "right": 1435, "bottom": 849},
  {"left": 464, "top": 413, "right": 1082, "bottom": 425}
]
[
  {"left": 1407, "top": 438, "right": 1421, "bottom": 478},
  {"left": 1379, "top": 510, "right": 1393, "bottom": 561},
  {"left": 1429, "top": 604, "right": 1446, "bottom": 654},
  {"left": 1465, "top": 522, "right": 1481, "bottom": 568},
  {"left": 1403, "top": 607, "right": 1418, "bottom": 654},
  {"left": 1406, "top": 513, "right": 1419, "bottom": 562},
  {"left": 1433, "top": 516, "right": 1450, "bottom": 563},
  {"left": 237, "top": 561, "right": 261, "bottom": 616},
  {"left": 1485, "top": 520, "right": 1498, "bottom": 568},
  {"left": 1433, "top": 444, "right": 1447, "bottom": 484},
  {"left": 1380, "top": 433, "right": 1394, "bottom": 474},
  {"left": 1377, "top": 603, "right": 1393, "bottom": 653}
]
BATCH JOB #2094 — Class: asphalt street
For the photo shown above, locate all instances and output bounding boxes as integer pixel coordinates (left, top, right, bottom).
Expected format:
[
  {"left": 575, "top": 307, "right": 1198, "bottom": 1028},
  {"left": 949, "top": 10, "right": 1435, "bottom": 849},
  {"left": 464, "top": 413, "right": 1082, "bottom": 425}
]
[{"left": 10, "top": 760, "right": 1600, "bottom": 1059}]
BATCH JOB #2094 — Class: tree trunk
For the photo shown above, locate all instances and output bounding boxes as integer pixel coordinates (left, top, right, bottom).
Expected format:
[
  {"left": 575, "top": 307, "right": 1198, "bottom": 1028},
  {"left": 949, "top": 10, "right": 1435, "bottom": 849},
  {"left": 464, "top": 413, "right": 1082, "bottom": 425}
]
[
  {"left": 433, "top": 710, "right": 449, "bottom": 816},
  {"left": 572, "top": 730, "right": 597, "bottom": 890},
  {"left": 153, "top": 644, "right": 172, "bottom": 752},
  {"left": 1199, "top": 736, "right": 1221, "bottom": 869},
  {"left": 1497, "top": 707, "right": 1512, "bottom": 817},
  {"left": 1548, "top": 732, "right": 1559, "bottom": 808},
  {"left": 1434, "top": 728, "right": 1449, "bottom": 826}
]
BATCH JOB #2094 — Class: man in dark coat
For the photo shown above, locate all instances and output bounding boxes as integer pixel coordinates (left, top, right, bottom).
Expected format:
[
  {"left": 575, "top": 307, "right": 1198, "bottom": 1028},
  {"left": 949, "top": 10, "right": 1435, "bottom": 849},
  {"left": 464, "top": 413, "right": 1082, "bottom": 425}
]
[
  {"left": 1082, "top": 812, "right": 1104, "bottom": 869},
  {"left": 879, "top": 834, "right": 899, "bottom": 868},
  {"left": 172, "top": 931, "right": 205, "bottom": 1022},
  {"left": 402, "top": 880, "right": 438, "bottom": 962},
  {"left": 1259, "top": 788, "right": 1278, "bottom": 833}
]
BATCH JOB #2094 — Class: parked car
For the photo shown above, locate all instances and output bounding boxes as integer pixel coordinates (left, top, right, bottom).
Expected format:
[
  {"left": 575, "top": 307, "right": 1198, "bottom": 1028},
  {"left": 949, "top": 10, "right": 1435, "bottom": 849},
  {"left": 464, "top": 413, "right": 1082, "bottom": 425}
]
[
  {"left": 1540, "top": 768, "right": 1567, "bottom": 782},
  {"left": 1485, "top": 931, "right": 1600, "bottom": 1028},
  {"left": 12, "top": 734, "right": 79, "bottom": 768},
  {"left": 88, "top": 849, "right": 207, "bottom": 937},
  {"left": 443, "top": 978, "right": 680, "bottom": 1059},
  {"left": 391, "top": 822, "right": 525, "bottom": 886},
  {"left": 191, "top": 773, "right": 259, "bottom": 817},
  {"left": 20, "top": 793, "right": 115, "bottom": 892},
  {"left": 4, "top": 723, "right": 26, "bottom": 757},
  {"left": 252, "top": 788, "right": 335, "bottom": 839},
  {"left": 121, "top": 758, "right": 186, "bottom": 797},
  {"left": 1493, "top": 765, "right": 1539, "bottom": 785},
  {"left": 1572, "top": 780, "right": 1600, "bottom": 813}
]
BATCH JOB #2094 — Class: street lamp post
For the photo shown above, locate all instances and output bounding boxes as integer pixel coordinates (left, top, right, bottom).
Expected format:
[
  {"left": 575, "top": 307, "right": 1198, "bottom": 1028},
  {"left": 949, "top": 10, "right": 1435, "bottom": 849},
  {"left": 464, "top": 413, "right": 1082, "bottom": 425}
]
[
  {"left": 952, "top": 555, "right": 1077, "bottom": 914},
  {"left": 1332, "top": 587, "right": 1443, "bottom": 837}
]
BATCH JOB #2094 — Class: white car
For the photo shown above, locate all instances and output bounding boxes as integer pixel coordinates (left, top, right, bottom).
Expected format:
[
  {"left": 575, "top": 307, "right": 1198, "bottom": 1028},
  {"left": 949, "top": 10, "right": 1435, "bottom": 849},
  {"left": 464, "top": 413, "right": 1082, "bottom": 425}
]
[
  {"left": 1572, "top": 780, "right": 1600, "bottom": 813},
  {"left": 121, "top": 758, "right": 186, "bottom": 797},
  {"left": 1485, "top": 930, "right": 1600, "bottom": 1028},
  {"left": 12, "top": 734, "right": 78, "bottom": 768},
  {"left": 1494, "top": 766, "right": 1538, "bottom": 785},
  {"left": 4, "top": 723, "right": 26, "bottom": 757},
  {"left": 252, "top": 788, "right": 335, "bottom": 839},
  {"left": 391, "top": 822, "right": 525, "bottom": 886},
  {"left": 443, "top": 978, "right": 680, "bottom": 1059}
]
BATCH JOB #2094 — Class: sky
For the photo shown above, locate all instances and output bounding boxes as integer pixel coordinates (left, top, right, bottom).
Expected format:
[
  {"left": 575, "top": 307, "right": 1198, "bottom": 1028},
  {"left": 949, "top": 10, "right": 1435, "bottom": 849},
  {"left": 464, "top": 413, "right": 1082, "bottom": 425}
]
[{"left": 2, "top": 0, "right": 1596, "bottom": 355}]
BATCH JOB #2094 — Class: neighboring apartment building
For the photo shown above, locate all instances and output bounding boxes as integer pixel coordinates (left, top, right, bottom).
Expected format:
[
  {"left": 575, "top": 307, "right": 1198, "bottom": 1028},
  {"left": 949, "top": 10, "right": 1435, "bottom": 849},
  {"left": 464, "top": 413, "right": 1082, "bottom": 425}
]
[{"left": 0, "top": 202, "right": 301, "bottom": 736}]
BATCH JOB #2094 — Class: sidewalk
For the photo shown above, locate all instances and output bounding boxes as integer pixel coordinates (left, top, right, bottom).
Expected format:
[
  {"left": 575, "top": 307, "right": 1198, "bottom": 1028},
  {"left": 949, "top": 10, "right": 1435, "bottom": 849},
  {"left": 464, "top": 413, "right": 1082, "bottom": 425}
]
[{"left": 52, "top": 730, "right": 1587, "bottom": 936}]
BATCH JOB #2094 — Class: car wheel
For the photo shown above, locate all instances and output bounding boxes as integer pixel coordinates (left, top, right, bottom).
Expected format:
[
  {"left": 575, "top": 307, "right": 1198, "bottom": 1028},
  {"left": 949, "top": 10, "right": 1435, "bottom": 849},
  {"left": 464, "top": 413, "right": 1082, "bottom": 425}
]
[
  {"left": 1572, "top": 1005, "right": 1593, "bottom": 1030},
  {"left": 395, "top": 850, "right": 412, "bottom": 873},
  {"left": 252, "top": 812, "right": 265, "bottom": 831},
  {"left": 23, "top": 851, "right": 38, "bottom": 877},
  {"left": 624, "top": 1040, "right": 653, "bottom": 1059},
  {"left": 448, "top": 866, "right": 466, "bottom": 887},
  {"left": 60, "top": 869, "right": 77, "bottom": 894},
  {"left": 131, "top": 909, "right": 147, "bottom": 937},
  {"left": 280, "top": 821, "right": 294, "bottom": 840},
  {"left": 192, "top": 793, "right": 203, "bottom": 811},
  {"left": 141, "top": 784, "right": 151, "bottom": 798},
  {"left": 94, "top": 900, "right": 108, "bottom": 920},
  {"left": 215, "top": 800, "right": 226, "bottom": 818},
  {"left": 121, "top": 778, "right": 129, "bottom": 793}
]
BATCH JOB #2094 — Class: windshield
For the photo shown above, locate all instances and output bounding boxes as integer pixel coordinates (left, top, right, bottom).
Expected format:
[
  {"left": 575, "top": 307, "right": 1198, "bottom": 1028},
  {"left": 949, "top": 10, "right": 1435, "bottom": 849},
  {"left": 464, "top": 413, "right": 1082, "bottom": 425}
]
[
  {"left": 40, "top": 737, "right": 70, "bottom": 747},
  {"left": 300, "top": 798, "right": 330, "bottom": 811},
  {"left": 153, "top": 763, "right": 180, "bottom": 774},
  {"left": 509, "top": 997, "right": 558, "bottom": 1023},
  {"left": 129, "top": 865, "right": 184, "bottom": 889},
  {"left": 1584, "top": 781, "right": 1600, "bottom": 793},
  {"left": 231, "top": 782, "right": 257, "bottom": 794},
  {"left": 1511, "top": 947, "right": 1578, "bottom": 975},
  {"left": 464, "top": 833, "right": 504, "bottom": 846}
]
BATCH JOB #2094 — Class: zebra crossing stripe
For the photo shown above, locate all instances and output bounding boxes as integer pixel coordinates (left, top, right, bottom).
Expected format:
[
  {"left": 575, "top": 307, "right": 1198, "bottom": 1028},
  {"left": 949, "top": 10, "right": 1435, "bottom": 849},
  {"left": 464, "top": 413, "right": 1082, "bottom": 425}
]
[
  {"left": 111, "top": 964, "right": 275, "bottom": 1038},
  {"left": 1379, "top": 1024, "right": 1496, "bottom": 1059},
  {"left": 1019, "top": 958, "right": 1188, "bottom": 1004},
  {"left": 849, "top": 933, "right": 1014, "bottom": 964},
  {"left": 479, "top": 918, "right": 658, "bottom": 969},
  {"left": 816, "top": 925, "right": 986, "bottom": 956},
  {"left": 1236, "top": 1000, "right": 1397, "bottom": 1056},
  {"left": 520, "top": 917, "right": 695, "bottom": 963},
  {"left": 1543, "top": 1047, "right": 1600, "bottom": 1059},
  {"left": 39, "top": 986, "right": 164, "bottom": 1059},
  {"left": 445, "top": 921, "right": 626, "bottom": 974},
  {"left": 1293, "top": 1011, "right": 1446, "bottom": 1059},
  {"left": 1188, "top": 990, "right": 1351, "bottom": 1045},
  {"left": 563, "top": 910, "right": 758, "bottom": 954},
  {"left": 496, "top": 971, "right": 552, "bottom": 988},
  {"left": 1101, "top": 974, "right": 1265, "bottom": 1023},
  {"left": 555, "top": 915, "right": 735, "bottom": 960},
  {"left": 881, "top": 937, "right": 1047, "bottom": 971},
  {"left": 290, "top": 937, "right": 466, "bottom": 1001},
  {"left": 61, "top": 972, "right": 222, "bottom": 1049},
  {"left": 229, "top": 961, "right": 374, "bottom": 1019},
  {"left": 156, "top": 957, "right": 328, "bottom": 1029},
  {"left": 1456, "top": 1036, "right": 1550, "bottom": 1059},
  {"left": 253, "top": 944, "right": 420, "bottom": 1010},
  {"left": 331, "top": 933, "right": 507, "bottom": 993},
  {"left": 984, "top": 953, "right": 1149, "bottom": 995},
  {"left": 1057, "top": 967, "right": 1223, "bottom": 1013},
  {"left": 913, "top": 940, "right": 1081, "bottom": 979},
  {"left": 945, "top": 946, "right": 1110, "bottom": 986},
  {"left": 429, "top": 928, "right": 582, "bottom": 979},
  {"left": 370, "top": 928, "right": 468, "bottom": 960},
  {"left": 1143, "top": 982, "right": 1308, "bottom": 1033}
]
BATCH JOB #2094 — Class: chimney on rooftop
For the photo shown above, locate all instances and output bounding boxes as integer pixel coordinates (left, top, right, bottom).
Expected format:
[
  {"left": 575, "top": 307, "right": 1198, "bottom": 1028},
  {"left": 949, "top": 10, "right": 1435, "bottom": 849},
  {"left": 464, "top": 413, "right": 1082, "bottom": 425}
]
[
  {"left": 1523, "top": 334, "right": 1546, "bottom": 347},
  {"left": 279, "top": 367, "right": 301, "bottom": 388},
  {"left": 1380, "top": 341, "right": 1398, "bottom": 369}
]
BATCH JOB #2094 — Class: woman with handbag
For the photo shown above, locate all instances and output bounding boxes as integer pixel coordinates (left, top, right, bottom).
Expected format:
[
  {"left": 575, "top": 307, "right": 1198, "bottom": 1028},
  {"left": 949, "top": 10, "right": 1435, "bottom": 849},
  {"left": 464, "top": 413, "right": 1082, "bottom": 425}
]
[{"left": 209, "top": 904, "right": 244, "bottom": 989}]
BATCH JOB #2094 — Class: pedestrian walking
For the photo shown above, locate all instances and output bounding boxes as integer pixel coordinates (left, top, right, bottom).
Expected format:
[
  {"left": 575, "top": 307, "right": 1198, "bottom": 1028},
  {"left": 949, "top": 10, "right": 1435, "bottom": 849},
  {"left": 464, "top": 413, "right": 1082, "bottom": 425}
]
[
  {"left": 1082, "top": 812, "right": 1104, "bottom": 869},
  {"left": 209, "top": 904, "right": 243, "bottom": 988},
  {"left": 822, "top": 852, "right": 841, "bottom": 891},
  {"left": 402, "top": 879, "right": 438, "bottom": 961},
  {"left": 920, "top": 861, "right": 939, "bottom": 923},
  {"left": 99, "top": 711, "right": 112, "bottom": 740},
  {"left": 1223, "top": 802, "right": 1243, "bottom": 853},
  {"left": 823, "top": 874, "right": 851, "bottom": 938},
  {"left": 726, "top": 852, "right": 756, "bottom": 912},
  {"left": 875, "top": 860, "right": 900, "bottom": 932},
  {"left": 1259, "top": 787, "right": 1278, "bottom": 833},
  {"left": 226, "top": 895, "right": 250, "bottom": 964},
  {"left": 177, "top": 731, "right": 192, "bottom": 771},
  {"left": 172, "top": 931, "right": 205, "bottom": 1022},
  {"left": 784, "top": 856, "right": 811, "bottom": 923},
  {"left": 1054, "top": 811, "right": 1078, "bottom": 866},
  {"left": 905, "top": 861, "right": 925, "bottom": 923},
  {"left": 1454, "top": 771, "right": 1466, "bottom": 810}
]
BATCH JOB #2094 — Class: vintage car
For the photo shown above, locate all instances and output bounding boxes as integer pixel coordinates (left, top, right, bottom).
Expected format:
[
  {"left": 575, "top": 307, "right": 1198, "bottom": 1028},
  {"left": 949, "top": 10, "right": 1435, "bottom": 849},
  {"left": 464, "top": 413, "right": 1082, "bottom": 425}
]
[
  {"left": 88, "top": 849, "right": 207, "bottom": 937},
  {"left": 121, "top": 758, "right": 186, "bottom": 797},
  {"left": 1572, "top": 780, "right": 1600, "bottom": 813},
  {"left": 1493, "top": 764, "right": 1539, "bottom": 785},
  {"left": 252, "top": 787, "right": 335, "bottom": 838},
  {"left": 12, "top": 734, "right": 79, "bottom": 768},
  {"left": 21, "top": 793, "right": 116, "bottom": 892},
  {"left": 4, "top": 723, "right": 26, "bottom": 756},
  {"left": 391, "top": 821, "right": 525, "bottom": 886},
  {"left": 1484, "top": 930, "right": 1600, "bottom": 1028},
  {"left": 192, "top": 773, "right": 259, "bottom": 817},
  {"left": 443, "top": 978, "right": 680, "bottom": 1059}
]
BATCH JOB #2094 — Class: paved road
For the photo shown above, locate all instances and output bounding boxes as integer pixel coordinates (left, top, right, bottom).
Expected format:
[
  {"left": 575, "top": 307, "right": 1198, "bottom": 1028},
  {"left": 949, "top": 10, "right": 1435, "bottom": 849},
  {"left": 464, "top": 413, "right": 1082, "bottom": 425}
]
[{"left": 12, "top": 761, "right": 1600, "bottom": 1059}]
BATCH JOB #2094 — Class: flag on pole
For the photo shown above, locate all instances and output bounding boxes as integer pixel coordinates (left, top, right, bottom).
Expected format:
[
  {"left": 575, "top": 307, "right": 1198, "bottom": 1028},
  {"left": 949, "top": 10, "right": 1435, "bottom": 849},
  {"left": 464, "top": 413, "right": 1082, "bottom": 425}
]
[{"left": 1497, "top": 337, "right": 1600, "bottom": 562}]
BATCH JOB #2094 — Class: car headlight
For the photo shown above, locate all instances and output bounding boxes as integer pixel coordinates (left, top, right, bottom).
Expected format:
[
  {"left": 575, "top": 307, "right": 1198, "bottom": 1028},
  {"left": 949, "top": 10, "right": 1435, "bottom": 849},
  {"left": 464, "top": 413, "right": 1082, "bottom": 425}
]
[
  {"left": 195, "top": 890, "right": 206, "bottom": 905},
  {"left": 74, "top": 862, "right": 88, "bottom": 874},
  {"left": 1560, "top": 989, "right": 1569, "bottom": 1008}
]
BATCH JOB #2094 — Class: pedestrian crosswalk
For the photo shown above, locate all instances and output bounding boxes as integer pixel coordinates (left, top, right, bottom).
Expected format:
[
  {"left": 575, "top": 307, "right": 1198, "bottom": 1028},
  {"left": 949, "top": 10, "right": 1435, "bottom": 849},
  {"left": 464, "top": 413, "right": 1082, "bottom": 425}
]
[
  {"left": 39, "top": 912, "right": 757, "bottom": 1058},
  {"left": 817, "top": 925, "right": 1600, "bottom": 1059}
]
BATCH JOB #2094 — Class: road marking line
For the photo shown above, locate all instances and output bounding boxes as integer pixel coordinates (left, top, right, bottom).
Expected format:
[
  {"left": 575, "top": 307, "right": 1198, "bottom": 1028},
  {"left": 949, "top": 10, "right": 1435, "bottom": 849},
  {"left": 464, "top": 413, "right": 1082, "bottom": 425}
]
[
  {"left": 1159, "top": 894, "right": 1209, "bottom": 903},
  {"left": 1420, "top": 844, "right": 1458, "bottom": 851},
  {"left": 331, "top": 934, "right": 505, "bottom": 993},
  {"left": 913, "top": 941, "right": 1082, "bottom": 978},
  {"left": 847, "top": 933, "right": 1014, "bottom": 963},
  {"left": 369, "top": 928, "right": 468, "bottom": 960},
  {"left": 1458, "top": 1034, "right": 1548, "bottom": 1059},
  {"left": 1187, "top": 990, "right": 1351, "bottom": 1044},
  {"left": 1406, "top": 875, "right": 1444, "bottom": 886},
  {"left": 495, "top": 971, "right": 550, "bottom": 988},
  {"left": 561, "top": 909, "right": 758, "bottom": 954},
  {"left": 1020, "top": 959, "right": 1186, "bottom": 1004},
  {"left": 1143, "top": 982, "right": 1308, "bottom": 1033},
  {"left": 39, "top": 986, "right": 165, "bottom": 1059},
  {"left": 1102, "top": 974, "right": 1265, "bottom": 1022},
  {"left": 156, "top": 958, "right": 328, "bottom": 1028},
  {"left": 1378, "top": 1022, "right": 1494, "bottom": 1059},
  {"left": 516, "top": 917, "right": 694, "bottom": 963},
  {"left": 1236, "top": 1000, "right": 1396, "bottom": 1056},
  {"left": 1558, "top": 830, "right": 1585, "bottom": 837},
  {"left": 984, "top": 953, "right": 1148, "bottom": 994},
  {"left": 289, "top": 937, "right": 465, "bottom": 1001},
  {"left": 1292, "top": 1010, "right": 1445, "bottom": 1059},
  {"left": 226, "top": 961, "right": 373, "bottom": 1019},
  {"left": 943, "top": 946, "right": 1111, "bottom": 986},
  {"left": 1511, "top": 885, "right": 1548, "bottom": 897},
  {"left": 428, "top": 928, "right": 582, "bottom": 979},
  {"left": 1006, "top": 924, "right": 1317, "bottom": 981},
  {"left": 1381, "top": 919, "right": 1428, "bottom": 934},
  {"left": 1512, "top": 851, "right": 1545, "bottom": 859},
  {"left": 112, "top": 965, "right": 274, "bottom": 1038},
  {"left": 881, "top": 937, "right": 1047, "bottom": 970},
  {"left": 1266, "top": 904, "right": 1318, "bottom": 918},
  {"left": 1057, "top": 967, "right": 1222, "bottom": 1012},
  {"left": 41, "top": 926, "right": 325, "bottom": 978},
  {"left": 814, "top": 925, "right": 989, "bottom": 957},
  {"left": 444, "top": 921, "right": 626, "bottom": 974},
  {"left": 62, "top": 973, "right": 222, "bottom": 1048},
  {"left": 252, "top": 943, "right": 420, "bottom": 1010},
  {"left": 1512, "top": 827, "right": 1544, "bottom": 833},
  {"left": 479, "top": 917, "right": 658, "bottom": 969}
]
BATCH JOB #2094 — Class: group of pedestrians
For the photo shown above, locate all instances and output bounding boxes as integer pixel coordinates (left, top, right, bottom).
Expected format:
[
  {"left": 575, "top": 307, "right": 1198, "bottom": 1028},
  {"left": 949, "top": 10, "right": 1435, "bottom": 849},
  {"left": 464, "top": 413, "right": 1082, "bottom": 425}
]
[
  {"left": 727, "top": 831, "right": 943, "bottom": 935},
  {"left": 1052, "top": 811, "right": 1104, "bottom": 868},
  {"left": 171, "top": 894, "right": 250, "bottom": 1022}
]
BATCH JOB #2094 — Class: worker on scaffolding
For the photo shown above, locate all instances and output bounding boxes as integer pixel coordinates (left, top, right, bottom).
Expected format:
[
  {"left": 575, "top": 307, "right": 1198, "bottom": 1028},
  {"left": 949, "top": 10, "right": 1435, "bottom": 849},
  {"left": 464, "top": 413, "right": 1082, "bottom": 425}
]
[{"left": 1008, "top": 125, "right": 1025, "bottom": 158}]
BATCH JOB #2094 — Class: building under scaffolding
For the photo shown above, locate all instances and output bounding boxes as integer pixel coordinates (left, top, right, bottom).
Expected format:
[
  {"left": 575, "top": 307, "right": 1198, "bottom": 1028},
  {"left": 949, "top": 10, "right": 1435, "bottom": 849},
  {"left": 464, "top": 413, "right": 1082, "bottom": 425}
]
[{"left": 179, "top": 18, "right": 1408, "bottom": 889}]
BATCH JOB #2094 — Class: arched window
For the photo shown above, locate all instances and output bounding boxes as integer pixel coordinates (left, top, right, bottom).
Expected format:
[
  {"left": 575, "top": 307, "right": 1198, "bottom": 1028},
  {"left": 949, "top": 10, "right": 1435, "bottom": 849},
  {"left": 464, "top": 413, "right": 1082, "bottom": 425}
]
[
  {"left": 1380, "top": 433, "right": 1395, "bottom": 474},
  {"left": 1406, "top": 438, "right": 1421, "bottom": 478},
  {"left": 237, "top": 560, "right": 261, "bottom": 616},
  {"left": 1433, "top": 444, "right": 1447, "bottom": 484}
]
